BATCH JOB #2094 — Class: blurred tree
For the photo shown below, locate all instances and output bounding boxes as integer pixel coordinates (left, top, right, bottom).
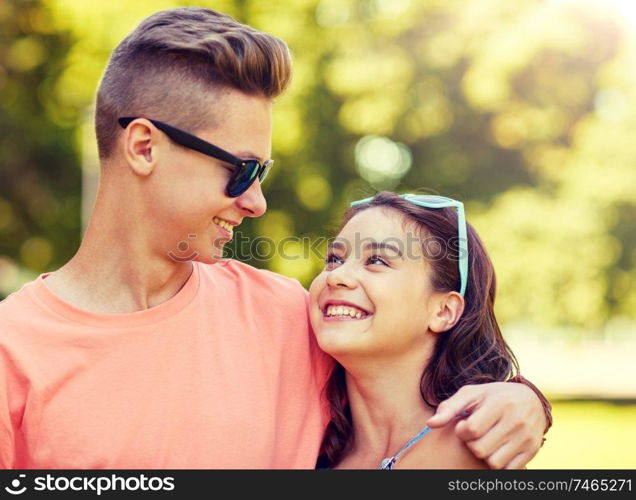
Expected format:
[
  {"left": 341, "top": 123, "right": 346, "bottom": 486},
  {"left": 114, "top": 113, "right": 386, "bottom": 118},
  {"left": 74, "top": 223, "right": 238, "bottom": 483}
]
[
  {"left": 251, "top": 0, "right": 635, "bottom": 330},
  {"left": 1, "top": 0, "right": 635, "bottom": 332},
  {"left": 0, "top": 0, "right": 81, "bottom": 299}
]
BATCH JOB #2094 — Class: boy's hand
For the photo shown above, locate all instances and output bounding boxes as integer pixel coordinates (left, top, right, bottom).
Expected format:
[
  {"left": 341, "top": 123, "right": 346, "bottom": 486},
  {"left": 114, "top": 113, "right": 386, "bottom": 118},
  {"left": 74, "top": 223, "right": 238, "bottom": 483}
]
[{"left": 427, "top": 382, "right": 546, "bottom": 469}]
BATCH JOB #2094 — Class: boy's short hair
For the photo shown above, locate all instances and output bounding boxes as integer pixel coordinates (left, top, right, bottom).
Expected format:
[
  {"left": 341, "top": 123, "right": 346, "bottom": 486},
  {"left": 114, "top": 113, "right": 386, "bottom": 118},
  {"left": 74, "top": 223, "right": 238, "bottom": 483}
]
[{"left": 95, "top": 7, "right": 292, "bottom": 159}]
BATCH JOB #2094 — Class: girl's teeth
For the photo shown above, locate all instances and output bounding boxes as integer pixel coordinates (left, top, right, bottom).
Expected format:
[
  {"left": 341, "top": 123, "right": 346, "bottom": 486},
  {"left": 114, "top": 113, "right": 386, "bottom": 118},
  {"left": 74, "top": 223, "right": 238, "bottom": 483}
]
[{"left": 325, "top": 305, "right": 366, "bottom": 318}]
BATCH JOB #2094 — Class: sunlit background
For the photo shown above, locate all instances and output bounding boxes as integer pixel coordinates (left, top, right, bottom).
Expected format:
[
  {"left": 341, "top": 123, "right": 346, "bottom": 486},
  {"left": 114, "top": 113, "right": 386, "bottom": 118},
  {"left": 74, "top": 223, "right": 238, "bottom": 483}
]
[{"left": 0, "top": 0, "right": 634, "bottom": 468}]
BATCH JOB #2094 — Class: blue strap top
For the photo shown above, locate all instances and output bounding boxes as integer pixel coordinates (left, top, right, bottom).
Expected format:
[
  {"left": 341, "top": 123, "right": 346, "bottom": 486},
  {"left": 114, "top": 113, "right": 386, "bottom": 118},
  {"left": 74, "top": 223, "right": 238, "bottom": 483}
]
[{"left": 378, "top": 425, "right": 432, "bottom": 470}]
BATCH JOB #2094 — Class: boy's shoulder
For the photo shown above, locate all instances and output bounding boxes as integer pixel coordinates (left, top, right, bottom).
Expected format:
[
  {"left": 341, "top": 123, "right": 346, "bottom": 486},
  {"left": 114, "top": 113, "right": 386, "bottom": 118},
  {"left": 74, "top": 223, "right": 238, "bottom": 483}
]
[
  {"left": 0, "top": 280, "right": 45, "bottom": 352},
  {"left": 0, "top": 279, "right": 38, "bottom": 321},
  {"left": 200, "top": 259, "right": 308, "bottom": 297}
]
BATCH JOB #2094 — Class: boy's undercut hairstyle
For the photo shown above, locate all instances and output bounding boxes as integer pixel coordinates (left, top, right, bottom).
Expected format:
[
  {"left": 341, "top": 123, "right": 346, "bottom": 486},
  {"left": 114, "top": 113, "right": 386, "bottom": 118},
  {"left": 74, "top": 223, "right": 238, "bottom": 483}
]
[{"left": 95, "top": 7, "right": 292, "bottom": 159}]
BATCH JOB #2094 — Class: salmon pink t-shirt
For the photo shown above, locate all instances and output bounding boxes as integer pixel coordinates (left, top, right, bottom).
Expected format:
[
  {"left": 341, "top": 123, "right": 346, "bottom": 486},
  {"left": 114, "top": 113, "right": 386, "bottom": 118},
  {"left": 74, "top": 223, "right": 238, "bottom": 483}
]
[{"left": 0, "top": 259, "right": 332, "bottom": 469}]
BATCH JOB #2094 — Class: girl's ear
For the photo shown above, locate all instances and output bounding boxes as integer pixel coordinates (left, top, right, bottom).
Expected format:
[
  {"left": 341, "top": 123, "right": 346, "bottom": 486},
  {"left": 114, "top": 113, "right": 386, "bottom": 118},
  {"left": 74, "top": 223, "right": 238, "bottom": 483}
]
[{"left": 429, "top": 292, "right": 465, "bottom": 333}]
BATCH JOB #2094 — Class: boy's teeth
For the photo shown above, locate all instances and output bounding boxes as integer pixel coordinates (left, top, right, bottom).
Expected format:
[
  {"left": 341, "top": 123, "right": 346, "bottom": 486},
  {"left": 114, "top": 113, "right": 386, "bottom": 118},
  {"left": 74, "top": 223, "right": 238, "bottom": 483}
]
[{"left": 213, "top": 217, "right": 233, "bottom": 231}]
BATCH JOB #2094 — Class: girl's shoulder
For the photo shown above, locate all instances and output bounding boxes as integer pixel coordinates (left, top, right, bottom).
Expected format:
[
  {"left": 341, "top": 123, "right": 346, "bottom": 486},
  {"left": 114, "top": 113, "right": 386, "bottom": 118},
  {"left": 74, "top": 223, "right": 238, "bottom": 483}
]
[{"left": 400, "top": 424, "right": 489, "bottom": 470}]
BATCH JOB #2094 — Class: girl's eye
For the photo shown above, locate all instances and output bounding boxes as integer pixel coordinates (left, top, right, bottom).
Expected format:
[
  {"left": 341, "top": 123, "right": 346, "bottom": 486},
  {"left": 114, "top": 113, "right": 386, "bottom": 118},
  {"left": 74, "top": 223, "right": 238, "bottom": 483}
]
[
  {"left": 367, "top": 255, "right": 389, "bottom": 266},
  {"left": 325, "top": 252, "right": 344, "bottom": 268}
]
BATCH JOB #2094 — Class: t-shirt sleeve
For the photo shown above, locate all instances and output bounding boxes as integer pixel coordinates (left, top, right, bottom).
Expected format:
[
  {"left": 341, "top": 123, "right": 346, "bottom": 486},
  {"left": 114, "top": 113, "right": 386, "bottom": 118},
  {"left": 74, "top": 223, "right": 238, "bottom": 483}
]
[
  {"left": 302, "top": 288, "right": 334, "bottom": 429},
  {"left": 0, "top": 348, "right": 16, "bottom": 469}
]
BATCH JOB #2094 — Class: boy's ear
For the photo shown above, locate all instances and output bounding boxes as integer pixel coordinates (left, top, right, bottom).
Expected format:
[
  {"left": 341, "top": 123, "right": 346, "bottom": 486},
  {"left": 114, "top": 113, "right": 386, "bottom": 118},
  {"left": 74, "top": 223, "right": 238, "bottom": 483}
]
[
  {"left": 122, "top": 120, "right": 160, "bottom": 176},
  {"left": 429, "top": 292, "right": 465, "bottom": 333}
]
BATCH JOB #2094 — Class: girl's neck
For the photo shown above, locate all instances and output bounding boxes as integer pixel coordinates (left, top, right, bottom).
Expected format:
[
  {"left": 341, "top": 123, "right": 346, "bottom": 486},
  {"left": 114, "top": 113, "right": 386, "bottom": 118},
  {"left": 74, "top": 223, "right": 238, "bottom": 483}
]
[{"left": 338, "top": 354, "right": 435, "bottom": 468}]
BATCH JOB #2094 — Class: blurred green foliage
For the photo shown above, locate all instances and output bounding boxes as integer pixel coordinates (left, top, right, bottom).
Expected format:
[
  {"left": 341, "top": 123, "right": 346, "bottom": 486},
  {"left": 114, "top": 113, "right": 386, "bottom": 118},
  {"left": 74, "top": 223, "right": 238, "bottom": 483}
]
[
  {"left": 0, "top": 0, "right": 81, "bottom": 291},
  {"left": 1, "top": 0, "right": 635, "bottom": 332},
  {"left": 529, "top": 400, "right": 636, "bottom": 468}
]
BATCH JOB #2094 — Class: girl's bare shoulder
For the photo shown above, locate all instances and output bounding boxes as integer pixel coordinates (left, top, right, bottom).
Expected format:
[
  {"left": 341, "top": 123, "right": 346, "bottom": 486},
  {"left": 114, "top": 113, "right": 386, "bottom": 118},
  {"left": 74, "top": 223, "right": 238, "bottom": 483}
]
[{"left": 400, "top": 424, "right": 489, "bottom": 470}]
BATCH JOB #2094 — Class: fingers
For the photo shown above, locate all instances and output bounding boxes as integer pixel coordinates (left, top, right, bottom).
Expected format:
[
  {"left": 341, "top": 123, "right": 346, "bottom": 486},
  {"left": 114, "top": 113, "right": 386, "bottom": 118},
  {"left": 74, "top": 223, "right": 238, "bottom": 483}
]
[
  {"left": 505, "top": 451, "right": 535, "bottom": 470},
  {"left": 460, "top": 408, "right": 541, "bottom": 469},
  {"left": 484, "top": 435, "right": 539, "bottom": 469},
  {"left": 435, "top": 381, "right": 546, "bottom": 469},
  {"left": 464, "top": 420, "right": 540, "bottom": 469},
  {"left": 454, "top": 404, "right": 502, "bottom": 442},
  {"left": 426, "top": 385, "right": 482, "bottom": 428},
  {"left": 481, "top": 440, "right": 521, "bottom": 469},
  {"left": 459, "top": 418, "right": 506, "bottom": 459}
]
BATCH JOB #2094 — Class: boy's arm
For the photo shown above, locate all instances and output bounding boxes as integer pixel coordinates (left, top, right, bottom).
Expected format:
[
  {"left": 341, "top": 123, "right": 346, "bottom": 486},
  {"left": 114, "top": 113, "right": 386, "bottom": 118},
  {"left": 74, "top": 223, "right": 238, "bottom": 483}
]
[
  {"left": 0, "top": 365, "right": 15, "bottom": 469},
  {"left": 427, "top": 377, "right": 552, "bottom": 469}
]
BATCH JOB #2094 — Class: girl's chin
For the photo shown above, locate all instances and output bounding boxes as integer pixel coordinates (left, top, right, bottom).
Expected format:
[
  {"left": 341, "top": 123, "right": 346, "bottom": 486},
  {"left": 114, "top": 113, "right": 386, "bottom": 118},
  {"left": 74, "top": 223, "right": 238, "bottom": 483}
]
[{"left": 315, "top": 328, "right": 368, "bottom": 353}]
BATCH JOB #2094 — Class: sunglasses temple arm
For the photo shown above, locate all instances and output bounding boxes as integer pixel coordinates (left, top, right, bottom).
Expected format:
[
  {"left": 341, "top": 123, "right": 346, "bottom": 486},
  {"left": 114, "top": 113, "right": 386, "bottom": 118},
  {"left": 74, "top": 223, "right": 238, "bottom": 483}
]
[
  {"left": 120, "top": 118, "right": 240, "bottom": 166},
  {"left": 457, "top": 205, "right": 468, "bottom": 296},
  {"left": 157, "top": 122, "right": 240, "bottom": 166}
]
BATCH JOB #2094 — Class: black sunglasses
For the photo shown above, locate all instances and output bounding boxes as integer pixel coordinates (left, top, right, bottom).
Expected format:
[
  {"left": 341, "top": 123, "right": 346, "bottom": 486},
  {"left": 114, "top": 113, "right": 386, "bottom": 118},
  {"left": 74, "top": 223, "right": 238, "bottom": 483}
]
[{"left": 118, "top": 117, "right": 273, "bottom": 197}]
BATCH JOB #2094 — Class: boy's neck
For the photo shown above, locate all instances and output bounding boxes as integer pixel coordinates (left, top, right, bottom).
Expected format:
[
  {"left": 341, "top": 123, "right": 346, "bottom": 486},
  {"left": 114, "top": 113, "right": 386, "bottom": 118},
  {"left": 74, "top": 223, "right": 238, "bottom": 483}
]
[{"left": 43, "top": 181, "right": 195, "bottom": 314}]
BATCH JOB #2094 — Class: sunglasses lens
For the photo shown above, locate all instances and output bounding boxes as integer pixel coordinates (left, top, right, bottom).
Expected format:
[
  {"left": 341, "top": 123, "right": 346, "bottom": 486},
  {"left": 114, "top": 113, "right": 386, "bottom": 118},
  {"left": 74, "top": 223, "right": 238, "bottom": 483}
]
[
  {"left": 259, "top": 161, "right": 272, "bottom": 182},
  {"left": 227, "top": 161, "right": 261, "bottom": 197}
]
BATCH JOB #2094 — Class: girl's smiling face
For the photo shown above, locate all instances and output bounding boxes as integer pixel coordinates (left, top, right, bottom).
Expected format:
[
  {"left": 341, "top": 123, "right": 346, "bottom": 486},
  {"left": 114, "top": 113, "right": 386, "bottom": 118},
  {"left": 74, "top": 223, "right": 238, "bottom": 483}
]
[{"left": 309, "top": 207, "right": 450, "bottom": 362}]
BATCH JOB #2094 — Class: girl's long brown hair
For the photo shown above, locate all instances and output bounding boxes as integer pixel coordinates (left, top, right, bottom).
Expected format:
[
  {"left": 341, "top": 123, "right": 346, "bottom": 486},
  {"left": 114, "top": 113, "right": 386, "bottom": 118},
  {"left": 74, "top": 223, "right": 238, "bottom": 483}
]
[{"left": 317, "top": 191, "right": 519, "bottom": 468}]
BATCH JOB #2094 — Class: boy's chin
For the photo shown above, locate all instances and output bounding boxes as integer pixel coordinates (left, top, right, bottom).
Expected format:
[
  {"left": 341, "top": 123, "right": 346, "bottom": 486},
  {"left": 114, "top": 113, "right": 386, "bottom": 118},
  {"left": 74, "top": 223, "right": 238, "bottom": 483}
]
[{"left": 194, "top": 252, "right": 227, "bottom": 264}]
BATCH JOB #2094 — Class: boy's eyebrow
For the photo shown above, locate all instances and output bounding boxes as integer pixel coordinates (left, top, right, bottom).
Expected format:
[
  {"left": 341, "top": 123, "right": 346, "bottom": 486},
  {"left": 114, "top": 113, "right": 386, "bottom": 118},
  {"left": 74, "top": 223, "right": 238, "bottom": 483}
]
[
  {"left": 236, "top": 150, "right": 266, "bottom": 163},
  {"left": 363, "top": 241, "right": 403, "bottom": 258}
]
